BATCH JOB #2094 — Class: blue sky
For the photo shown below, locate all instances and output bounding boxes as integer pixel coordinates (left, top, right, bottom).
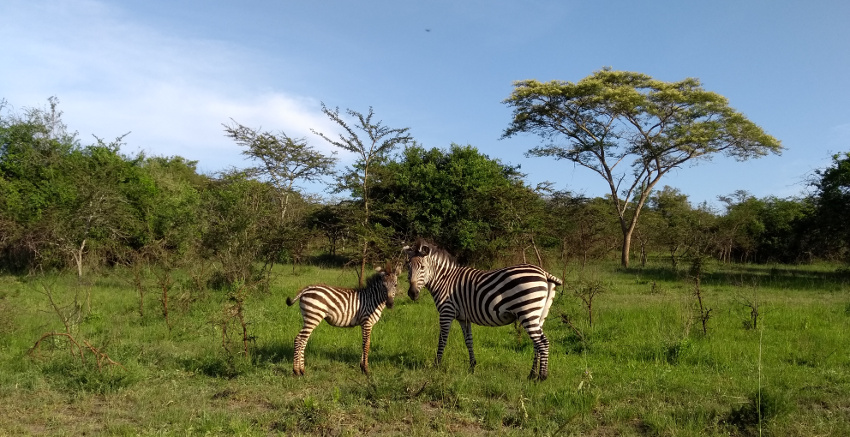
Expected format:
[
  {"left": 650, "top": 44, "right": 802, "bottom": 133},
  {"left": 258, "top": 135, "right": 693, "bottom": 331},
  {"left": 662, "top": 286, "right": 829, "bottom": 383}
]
[{"left": 2, "top": 0, "right": 848, "bottom": 207}]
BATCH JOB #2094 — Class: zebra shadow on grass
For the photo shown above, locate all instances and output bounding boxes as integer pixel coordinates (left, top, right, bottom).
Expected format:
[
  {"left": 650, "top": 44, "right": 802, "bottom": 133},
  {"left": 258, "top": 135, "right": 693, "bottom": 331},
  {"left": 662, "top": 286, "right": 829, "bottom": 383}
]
[
  {"left": 250, "top": 341, "right": 428, "bottom": 374},
  {"left": 180, "top": 340, "right": 416, "bottom": 378}
]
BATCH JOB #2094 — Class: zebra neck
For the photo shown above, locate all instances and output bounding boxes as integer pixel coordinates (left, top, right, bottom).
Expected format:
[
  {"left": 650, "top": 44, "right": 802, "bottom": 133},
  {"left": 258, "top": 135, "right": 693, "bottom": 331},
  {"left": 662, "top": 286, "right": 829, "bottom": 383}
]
[{"left": 427, "top": 259, "right": 468, "bottom": 295}]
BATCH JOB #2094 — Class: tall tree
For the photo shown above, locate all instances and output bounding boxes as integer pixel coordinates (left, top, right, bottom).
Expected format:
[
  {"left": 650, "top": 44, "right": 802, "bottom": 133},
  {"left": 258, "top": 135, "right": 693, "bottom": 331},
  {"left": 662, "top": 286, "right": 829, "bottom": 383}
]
[
  {"left": 810, "top": 152, "right": 850, "bottom": 261},
  {"left": 370, "top": 143, "right": 538, "bottom": 266},
  {"left": 312, "top": 104, "right": 411, "bottom": 284},
  {"left": 200, "top": 170, "right": 279, "bottom": 287},
  {"left": 649, "top": 186, "right": 695, "bottom": 269},
  {"left": 502, "top": 68, "right": 783, "bottom": 267},
  {"left": 223, "top": 120, "right": 336, "bottom": 221},
  {"left": 716, "top": 191, "right": 765, "bottom": 263}
]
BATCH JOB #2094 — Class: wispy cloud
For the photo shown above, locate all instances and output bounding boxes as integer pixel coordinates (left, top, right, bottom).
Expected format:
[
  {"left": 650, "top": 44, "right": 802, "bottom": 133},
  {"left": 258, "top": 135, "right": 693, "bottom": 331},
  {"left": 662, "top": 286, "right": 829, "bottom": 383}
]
[{"left": 0, "top": 0, "right": 341, "bottom": 173}]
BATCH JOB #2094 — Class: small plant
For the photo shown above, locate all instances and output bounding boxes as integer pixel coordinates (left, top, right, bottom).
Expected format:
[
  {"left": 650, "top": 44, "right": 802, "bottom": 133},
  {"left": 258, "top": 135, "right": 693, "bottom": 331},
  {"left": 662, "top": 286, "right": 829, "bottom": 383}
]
[
  {"left": 220, "top": 282, "right": 253, "bottom": 358},
  {"left": 574, "top": 279, "right": 606, "bottom": 327},
  {"left": 152, "top": 264, "right": 174, "bottom": 329},
  {"left": 119, "top": 250, "right": 149, "bottom": 318},
  {"left": 559, "top": 313, "right": 585, "bottom": 344},
  {"left": 664, "top": 337, "right": 692, "bottom": 365},
  {"left": 29, "top": 332, "right": 125, "bottom": 371},
  {"left": 28, "top": 281, "right": 124, "bottom": 371},
  {"left": 688, "top": 256, "right": 712, "bottom": 335},
  {"left": 735, "top": 282, "right": 763, "bottom": 330}
]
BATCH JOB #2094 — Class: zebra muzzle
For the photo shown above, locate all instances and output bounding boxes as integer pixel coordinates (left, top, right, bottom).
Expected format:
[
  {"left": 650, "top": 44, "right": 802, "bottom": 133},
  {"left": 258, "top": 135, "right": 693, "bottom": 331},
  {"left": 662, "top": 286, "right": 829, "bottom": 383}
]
[{"left": 408, "top": 285, "right": 420, "bottom": 301}]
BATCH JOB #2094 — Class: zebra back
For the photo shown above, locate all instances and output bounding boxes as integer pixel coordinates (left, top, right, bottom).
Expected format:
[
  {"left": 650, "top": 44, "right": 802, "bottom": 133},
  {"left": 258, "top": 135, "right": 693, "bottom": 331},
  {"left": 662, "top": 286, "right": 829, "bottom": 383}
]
[
  {"left": 405, "top": 239, "right": 562, "bottom": 325},
  {"left": 287, "top": 265, "right": 400, "bottom": 312}
]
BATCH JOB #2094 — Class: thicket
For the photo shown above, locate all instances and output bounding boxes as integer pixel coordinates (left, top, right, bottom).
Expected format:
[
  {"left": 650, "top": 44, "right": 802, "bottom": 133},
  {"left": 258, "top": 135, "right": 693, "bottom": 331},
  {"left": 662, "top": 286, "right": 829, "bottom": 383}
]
[{"left": 1, "top": 98, "right": 848, "bottom": 277}]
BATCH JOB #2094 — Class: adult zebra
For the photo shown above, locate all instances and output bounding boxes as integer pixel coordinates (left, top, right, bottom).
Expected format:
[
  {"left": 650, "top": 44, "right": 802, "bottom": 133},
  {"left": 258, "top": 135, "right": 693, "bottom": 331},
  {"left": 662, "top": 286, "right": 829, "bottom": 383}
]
[
  {"left": 287, "top": 264, "right": 400, "bottom": 376},
  {"left": 404, "top": 239, "right": 563, "bottom": 381}
]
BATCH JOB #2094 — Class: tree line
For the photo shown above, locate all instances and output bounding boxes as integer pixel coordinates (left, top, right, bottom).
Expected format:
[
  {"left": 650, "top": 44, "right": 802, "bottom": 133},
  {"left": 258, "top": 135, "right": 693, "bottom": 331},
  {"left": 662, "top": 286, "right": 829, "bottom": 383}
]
[{"left": 1, "top": 89, "right": 848, "bottom": 281}]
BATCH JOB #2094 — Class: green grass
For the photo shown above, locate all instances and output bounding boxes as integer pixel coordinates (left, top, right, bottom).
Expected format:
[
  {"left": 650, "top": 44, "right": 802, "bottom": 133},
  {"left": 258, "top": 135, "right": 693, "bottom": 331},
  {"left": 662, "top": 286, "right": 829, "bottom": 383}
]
[{"left": 1, "top": 260, "right": 849, "bottom": 435}]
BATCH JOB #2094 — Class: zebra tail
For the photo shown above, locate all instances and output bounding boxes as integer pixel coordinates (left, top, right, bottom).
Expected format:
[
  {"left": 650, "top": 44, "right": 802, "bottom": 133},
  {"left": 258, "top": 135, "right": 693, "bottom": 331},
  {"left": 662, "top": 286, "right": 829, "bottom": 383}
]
[
  {"left": 545, "top": 271, "right": 564, "bottom": 286},
  {"left": 286, "top": 287, "right": 311, "bottom": 306}
]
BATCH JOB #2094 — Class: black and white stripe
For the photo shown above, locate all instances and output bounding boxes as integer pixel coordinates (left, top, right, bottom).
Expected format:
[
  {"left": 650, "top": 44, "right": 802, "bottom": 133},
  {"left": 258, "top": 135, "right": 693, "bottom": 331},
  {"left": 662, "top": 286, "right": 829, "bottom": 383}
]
[
  {"left": 404, "top": 240, "right": 562, "bottom": 380},
  {"left": 286, "top": 265, "right": 400, "bottom": 376}
]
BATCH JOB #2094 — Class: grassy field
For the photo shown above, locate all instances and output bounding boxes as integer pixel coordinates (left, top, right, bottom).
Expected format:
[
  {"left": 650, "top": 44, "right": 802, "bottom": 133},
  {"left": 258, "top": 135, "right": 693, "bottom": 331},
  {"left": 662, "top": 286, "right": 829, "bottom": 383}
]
[{"left": 0, "top": 259, "right": 848, "bottom": 436}]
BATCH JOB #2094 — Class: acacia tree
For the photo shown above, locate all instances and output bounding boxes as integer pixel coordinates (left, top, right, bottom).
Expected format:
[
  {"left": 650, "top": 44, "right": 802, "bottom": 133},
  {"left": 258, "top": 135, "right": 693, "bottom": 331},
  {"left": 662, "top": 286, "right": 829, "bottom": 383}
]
[
  {"left": 502, "top": 69, "right": 783, "bottom": 267},
  {"left": 312, "top": 104, "right": 411, "bottom": 284},
  {"left": 223, "top": 120, "right": 336, "bottom": 221}
]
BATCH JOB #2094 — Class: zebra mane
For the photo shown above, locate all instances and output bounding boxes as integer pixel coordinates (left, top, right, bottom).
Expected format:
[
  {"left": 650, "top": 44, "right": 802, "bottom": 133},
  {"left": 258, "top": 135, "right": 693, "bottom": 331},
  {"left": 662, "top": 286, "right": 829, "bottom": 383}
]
[
  {"left": 412, "top": 238, "right": 457, "bottom": 264},
  {"left": 363, "top": 270, "right": 387, "bottom": 290}
]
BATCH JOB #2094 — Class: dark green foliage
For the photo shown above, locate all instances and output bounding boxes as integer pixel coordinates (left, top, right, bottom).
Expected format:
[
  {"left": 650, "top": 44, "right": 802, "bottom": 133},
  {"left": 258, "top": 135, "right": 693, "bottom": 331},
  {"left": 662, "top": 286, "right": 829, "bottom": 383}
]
[
  {"left": 2, "top": 96, "right": 850, "bottom": 277},
  {"left": 372, "top": 143, "right": 542, "bottom": 265},
  {"left": 305, "top": 201, "right": 357, "bottom": 257},
  {"left": 809, "top": 152, "right": 850, "bottom": 261},
  {"left": 715, "top": 191, "right": 813, "bottom": 263},
  {"left": 0, "top": 98, "right": 209, "bottom": 274},
  {"left": 542, "top": 192, "right": 619, "bottom": 268}
]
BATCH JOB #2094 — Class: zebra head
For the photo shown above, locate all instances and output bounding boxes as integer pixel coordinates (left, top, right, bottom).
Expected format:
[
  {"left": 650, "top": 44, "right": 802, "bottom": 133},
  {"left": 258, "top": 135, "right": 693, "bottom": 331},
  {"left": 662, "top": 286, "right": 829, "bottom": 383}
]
[
  {"left": 375, "top": 262, "right": 401, "bottom": 309},
  {"left": 403, "top": 241, "right": 433, "bottom": 301}
]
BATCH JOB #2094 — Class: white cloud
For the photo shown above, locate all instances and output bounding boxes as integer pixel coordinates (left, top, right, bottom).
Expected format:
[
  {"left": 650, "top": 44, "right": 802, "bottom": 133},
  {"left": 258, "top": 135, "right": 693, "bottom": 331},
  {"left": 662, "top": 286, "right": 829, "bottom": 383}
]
[{"left": 0, "top": 0, "right": 343, "bottom": 174}]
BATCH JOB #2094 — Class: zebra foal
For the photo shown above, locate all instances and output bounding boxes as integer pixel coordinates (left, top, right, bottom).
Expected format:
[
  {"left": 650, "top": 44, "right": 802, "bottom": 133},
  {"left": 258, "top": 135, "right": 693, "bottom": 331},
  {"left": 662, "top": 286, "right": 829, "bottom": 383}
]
[
  {"left": 404, "top": 239, "right": 563, "bottom": 381},
  {"left": 286, "top": 264, "right": 400, "bottom": 376}
]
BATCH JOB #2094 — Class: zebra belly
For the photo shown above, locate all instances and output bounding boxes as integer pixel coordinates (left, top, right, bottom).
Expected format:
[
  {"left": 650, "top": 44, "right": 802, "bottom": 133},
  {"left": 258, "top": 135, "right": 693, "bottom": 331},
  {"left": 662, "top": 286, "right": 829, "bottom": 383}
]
[
  {"left": 324, "top": 307, "right": 380, "bottom": 328},
  {"left": 454, "top": 303, "right": 517, "bottom": 327}
]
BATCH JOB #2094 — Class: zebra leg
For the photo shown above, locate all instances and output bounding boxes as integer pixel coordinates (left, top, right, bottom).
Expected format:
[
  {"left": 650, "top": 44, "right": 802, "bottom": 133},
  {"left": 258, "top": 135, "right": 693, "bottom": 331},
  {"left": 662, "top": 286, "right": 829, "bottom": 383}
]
[
  {"left": 521, "top": 321, "right": 550, "bottom": 381},
  {"left": 535, "top": 332, "right": 550, "bottom": 381},
  {"left": 360, "top": 322, "right": 373, "bottom": 376},
  {"left": 530, "top": 348, "right": 539, "bottom": 380},
  {"left": 293, "top": 317, "right": 322, "bottom": 376},
  {"left": 435, "top": 312, "right": 455, "bottom": 366},
  {"left": 459, "top": 319, "right": 476, "bottom": 372}
]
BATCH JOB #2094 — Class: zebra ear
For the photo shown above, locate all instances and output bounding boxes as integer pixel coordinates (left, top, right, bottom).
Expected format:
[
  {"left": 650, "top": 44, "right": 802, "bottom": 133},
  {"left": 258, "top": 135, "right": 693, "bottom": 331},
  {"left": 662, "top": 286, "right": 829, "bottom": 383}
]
[
  {"left": 419, "top": 245, "right": 431, "bottom": 257},
  {"left": 403, "top": 245, "right": 415, "bottom": 259}
]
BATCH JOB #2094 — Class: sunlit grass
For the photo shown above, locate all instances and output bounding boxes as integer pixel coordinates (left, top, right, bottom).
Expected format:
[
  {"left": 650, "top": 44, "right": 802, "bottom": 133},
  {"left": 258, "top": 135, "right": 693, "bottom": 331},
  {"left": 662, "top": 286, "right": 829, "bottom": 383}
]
[{"left": 0, "top": 259, "right": 848, "bottom": 435}]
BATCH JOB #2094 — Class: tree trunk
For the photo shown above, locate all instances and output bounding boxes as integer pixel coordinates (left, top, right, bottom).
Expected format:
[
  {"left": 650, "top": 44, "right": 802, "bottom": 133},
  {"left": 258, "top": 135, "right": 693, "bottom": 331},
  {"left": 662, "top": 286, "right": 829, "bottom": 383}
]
[
  {"left": 531, "top": 234, "right": 543, "bottom": 267},
  {"left": 281, "top": 191, "right": 290, "bottom": 221},
  {"left": 359, "top": 168, "right": 370, "bottom": 287},
  {"left": 359, "top": 239, "right": 368, "bottom": 287},
  {"left": 620, "top": 229, "right": 632, "bottom": 268},
  {"left": 74, "top": 239, "right": 86, "bottom": 278}
]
